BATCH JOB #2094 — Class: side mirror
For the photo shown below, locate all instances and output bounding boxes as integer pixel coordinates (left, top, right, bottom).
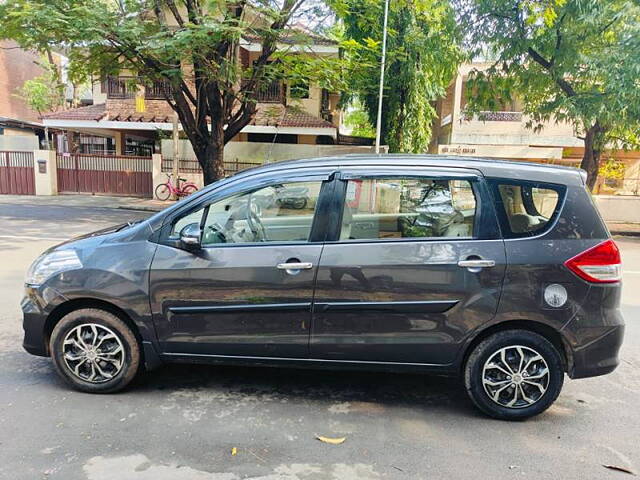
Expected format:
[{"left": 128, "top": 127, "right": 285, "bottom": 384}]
[{"left": 179, "top": 222, "right": 202, "bottom": 249}]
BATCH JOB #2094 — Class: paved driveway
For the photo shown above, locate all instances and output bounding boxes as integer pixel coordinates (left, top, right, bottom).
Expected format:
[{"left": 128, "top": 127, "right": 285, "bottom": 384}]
[{"left": 0, "top": 196, "right": 638, "bottom": 479}]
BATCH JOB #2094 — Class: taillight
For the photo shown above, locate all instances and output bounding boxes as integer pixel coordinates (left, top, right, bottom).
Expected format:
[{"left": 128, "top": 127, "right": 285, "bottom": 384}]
[{"left": 564, "top": 239, "right": 622, "bottom": 283}]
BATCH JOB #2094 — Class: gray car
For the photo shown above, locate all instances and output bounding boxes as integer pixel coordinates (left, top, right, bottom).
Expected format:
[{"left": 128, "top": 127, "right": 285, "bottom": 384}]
[{"left": 21, "top": 155, "right": 624, "bottom": 420}]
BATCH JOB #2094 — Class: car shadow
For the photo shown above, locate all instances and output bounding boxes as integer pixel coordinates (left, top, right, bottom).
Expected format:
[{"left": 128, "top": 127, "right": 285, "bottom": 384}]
[{"left": 134, "top": 362, "right": 478, "bottom": 417}]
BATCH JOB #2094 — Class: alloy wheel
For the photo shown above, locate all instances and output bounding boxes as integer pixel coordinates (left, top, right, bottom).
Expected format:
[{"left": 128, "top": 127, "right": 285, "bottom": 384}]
[
  {"left": 62, "top": 323, "right": 125, "bottom": 383},
  {"left": 482, "top": 345, "right": 550, "bottom": 409}
]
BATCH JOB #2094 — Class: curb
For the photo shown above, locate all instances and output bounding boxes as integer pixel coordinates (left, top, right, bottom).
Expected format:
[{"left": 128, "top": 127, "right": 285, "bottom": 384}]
[
  {"left": 607, "top": 223, "right": 640, "bottom": 237},
  {"left": 116, "top": 205, "right": 165, "bottom": 213},
  {"left": 611, "top": 230, "right": 640, "bottom": 238}
]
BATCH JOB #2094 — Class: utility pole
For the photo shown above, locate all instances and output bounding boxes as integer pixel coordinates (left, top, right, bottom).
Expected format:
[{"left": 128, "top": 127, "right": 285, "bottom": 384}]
[
  {"left": 374, "top": 0, "right": 390, "bottom": 154},
  {"left": 172, "top": 113, "right": 180, "bottom": 200}
]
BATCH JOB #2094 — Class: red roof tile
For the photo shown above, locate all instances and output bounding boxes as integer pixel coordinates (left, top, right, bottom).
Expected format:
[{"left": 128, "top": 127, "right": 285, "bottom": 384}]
[
  {"left": 250, "top": 104, "right": 336, "bottom": 129},
  {"left": 44, "top": 102, "right": 335, "bottom": 129},
  {"left": 41, "top": 103, "right": 107, "bottom": 121}
]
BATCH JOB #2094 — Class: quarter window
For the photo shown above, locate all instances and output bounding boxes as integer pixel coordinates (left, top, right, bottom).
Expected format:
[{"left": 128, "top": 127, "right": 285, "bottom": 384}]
[
  {"left": 494, "top": 182, "right": 562, "bottom": 237},
  {"left": 339, "top": 178, "right": 477, "bottom": 241},
  {"left": 170, "top": 181, "right": 323, "bottom": 245}
]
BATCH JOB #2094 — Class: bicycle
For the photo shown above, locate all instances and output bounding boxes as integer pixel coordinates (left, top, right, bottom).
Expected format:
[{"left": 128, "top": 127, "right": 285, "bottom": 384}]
[{"left": 155, "top": 173, "right": 198, "bottom": 201}]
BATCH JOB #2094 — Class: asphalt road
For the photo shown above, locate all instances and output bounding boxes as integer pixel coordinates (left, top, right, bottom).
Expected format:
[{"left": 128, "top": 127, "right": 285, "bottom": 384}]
[{"left": 0, "top": 197, "right": 639, "bottom": 480}]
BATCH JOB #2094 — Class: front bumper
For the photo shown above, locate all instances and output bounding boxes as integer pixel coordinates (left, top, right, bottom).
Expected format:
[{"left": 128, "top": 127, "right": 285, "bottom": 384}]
[
  {"left": 569, "top": 324, "right": 625, "bottom": 379},
  {"left": 22, "top": 297, "right": 49, "bottom": 357},
  {"left": 21, "top": 285, "right": 63, "bottom": 357}
]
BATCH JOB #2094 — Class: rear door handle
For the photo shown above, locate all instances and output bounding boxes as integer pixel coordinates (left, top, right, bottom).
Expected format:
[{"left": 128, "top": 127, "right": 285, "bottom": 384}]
[
  {"left": 457, "top": 259, "right": 496, "bottom": 268},
  {"left": 277, "top": 262, "right": 313, "bottom": 270}
]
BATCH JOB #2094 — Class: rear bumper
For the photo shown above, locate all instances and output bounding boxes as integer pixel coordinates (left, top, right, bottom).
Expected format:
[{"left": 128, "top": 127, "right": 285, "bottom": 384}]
[{"left": 569, "top": 325, "right": 624, "bottom": 379}]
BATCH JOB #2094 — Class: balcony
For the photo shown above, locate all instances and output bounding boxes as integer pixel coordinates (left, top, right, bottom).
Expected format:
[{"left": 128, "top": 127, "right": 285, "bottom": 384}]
[
  {"left": 452, "top": 109, "right": 577, "bottom": 146},
  {"left": 241, "top": 79, "right": 284, "bottom": 103},
  {"left": 105, "top": 76, "right": 171, "bottom": 100}
]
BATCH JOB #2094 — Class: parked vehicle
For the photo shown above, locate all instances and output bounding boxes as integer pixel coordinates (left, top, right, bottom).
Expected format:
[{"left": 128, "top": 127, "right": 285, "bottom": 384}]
[
  {"left": 22, "top": 155, "right": 624, "bottom": 420},
  {"left": 274, "top": 184, "right": 310, "bottom": 209},
  {"left": 154, "top": 173, "right": 198, "bottom": 200}
]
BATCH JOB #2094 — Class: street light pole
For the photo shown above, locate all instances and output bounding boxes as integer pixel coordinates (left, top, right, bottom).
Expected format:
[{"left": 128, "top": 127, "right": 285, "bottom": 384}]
[
  {"left": 172, "top": 113, "right": 180, "bottom": 201},
  {"left": 374, "top": 0, "right": 390, "bottom": 154}
]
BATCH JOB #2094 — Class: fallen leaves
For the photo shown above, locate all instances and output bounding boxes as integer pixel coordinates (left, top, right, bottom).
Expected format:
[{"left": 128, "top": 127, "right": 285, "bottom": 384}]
[
  {"left": 231, "top": 447, "right": 237, "bottom": 456},
  {"left": 603, "top": 464, "right": 635, "bottom": 476},
  {"left": 316, "top": 435, "right": 346, "bottom": 445}
]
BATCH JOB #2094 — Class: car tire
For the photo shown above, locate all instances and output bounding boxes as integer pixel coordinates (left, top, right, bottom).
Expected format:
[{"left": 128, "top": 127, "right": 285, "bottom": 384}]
[
  {"left": 464, "top": 330, "right": 564, "bottom": 420},
  {"left": 49, "top": 308, "right": 140, "bottom": 393}
]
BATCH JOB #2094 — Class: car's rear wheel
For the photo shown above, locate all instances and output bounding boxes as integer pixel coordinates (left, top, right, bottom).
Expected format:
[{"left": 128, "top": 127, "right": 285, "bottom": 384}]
[
  {"left": 464, "top": 330, "right": 564, "bottom": 420},
  {"left": 49, "top": 308, "right": 140, "bottom": 393}
]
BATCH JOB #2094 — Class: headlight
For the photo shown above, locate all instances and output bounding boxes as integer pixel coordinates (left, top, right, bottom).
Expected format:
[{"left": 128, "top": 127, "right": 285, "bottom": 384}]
[{"left": 25, "top": 250, "right": 83, "bottom": 286}]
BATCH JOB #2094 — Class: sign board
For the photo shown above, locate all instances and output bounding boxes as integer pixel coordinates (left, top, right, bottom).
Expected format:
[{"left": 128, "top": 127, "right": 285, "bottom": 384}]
[{"left": 438, "top": 144, "right": 563, "bottom": 160}]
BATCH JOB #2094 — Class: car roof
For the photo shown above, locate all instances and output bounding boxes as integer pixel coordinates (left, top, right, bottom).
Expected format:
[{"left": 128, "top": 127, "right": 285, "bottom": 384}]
[{"left": 232, "top": 154, "right": 586, "bottom": 187}]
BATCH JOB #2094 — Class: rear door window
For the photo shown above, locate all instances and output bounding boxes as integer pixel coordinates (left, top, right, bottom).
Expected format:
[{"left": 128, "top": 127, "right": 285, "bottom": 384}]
[
  {"left": 339, "top": 177, "right": 477, "bottom": 241},
  {"left": 492, "top": 181, "right": 564, "bottom": 238}
]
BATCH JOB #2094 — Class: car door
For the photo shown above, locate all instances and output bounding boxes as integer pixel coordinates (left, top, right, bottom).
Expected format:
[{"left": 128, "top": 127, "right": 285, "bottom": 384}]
[
  {"left": 149, "top": 172, "right": 333, "bottom": 358},
  {"left": 310, "top": 167, "right": 506, "bottom": 365}
]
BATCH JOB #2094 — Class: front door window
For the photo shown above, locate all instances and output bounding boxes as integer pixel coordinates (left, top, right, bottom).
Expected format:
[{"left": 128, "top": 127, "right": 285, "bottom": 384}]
[{"left": 170, "top": 181, "right": 322, "bottom": 245}]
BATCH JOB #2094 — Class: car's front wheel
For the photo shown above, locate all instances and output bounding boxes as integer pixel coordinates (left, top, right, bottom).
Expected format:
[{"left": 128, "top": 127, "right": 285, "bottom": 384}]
[
  {"left": 49, "top": 308, "right": 140, "bottom": 393},
  {"left": 464, "top": 330, "right": 564, "bottom": 420}
]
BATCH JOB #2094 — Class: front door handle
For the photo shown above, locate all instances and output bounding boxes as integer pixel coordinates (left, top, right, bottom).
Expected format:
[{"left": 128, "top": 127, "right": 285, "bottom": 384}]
[
  {"left": 277, "top": 262, "right": 313, "bottom": 271},
  {"left": 458, "top": 259, "right": 496, "bottom": 268}
]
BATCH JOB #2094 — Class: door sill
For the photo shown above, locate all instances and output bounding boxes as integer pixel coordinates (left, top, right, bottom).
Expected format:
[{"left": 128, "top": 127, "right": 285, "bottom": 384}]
[{"left": 160, "top": 352, "right": 454, "bottom": 373}]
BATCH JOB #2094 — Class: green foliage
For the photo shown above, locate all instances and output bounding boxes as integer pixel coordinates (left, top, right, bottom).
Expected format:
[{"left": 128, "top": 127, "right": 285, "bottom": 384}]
[
  {"left": 0, "top": 0, "right": 344, "bottom": 184},
  {"left": 599, "top": 158, "right": 625, "bottom": 181},
  {"left": 330, "top": 0, "right": 463, "bottom": 152},
  {"left": 344, "top": 100, "right": 375, "bottom": 137},
  {"left": 14, "top": 63, "right": 65, "bottom": 115},
  {"left": 458, "top": 0, "right": 640, "bottom": 187},
  {"left": 289, "top": 79, "right": 310, "bottom": 99}
]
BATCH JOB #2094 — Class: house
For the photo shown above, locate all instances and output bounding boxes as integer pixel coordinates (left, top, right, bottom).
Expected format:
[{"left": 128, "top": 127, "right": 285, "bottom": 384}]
[
  {"left": 41, "top": 23, "right": 343, "bottom": 157},
  {"left": 431, "top": 62, "right": 640, "bottom": 195},
  {"left": 430, "top": 62, "right": 582, "bottom": 162},
  {"left": 0, "top": 40, "right": 48, "bottom": 150}
]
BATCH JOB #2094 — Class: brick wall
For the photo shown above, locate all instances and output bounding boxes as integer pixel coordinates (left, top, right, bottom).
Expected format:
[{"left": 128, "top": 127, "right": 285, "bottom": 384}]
[{"left": 0, "top": 41, "right": 45, "bottom": 122}]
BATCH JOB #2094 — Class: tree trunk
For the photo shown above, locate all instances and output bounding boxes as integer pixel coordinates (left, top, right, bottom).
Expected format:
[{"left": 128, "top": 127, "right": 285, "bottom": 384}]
[
  {"left": 181, "top": 112, "right": 227, "bottom": 186},
  {"left": 68, "top": 131, "right": 81, "bottom": 153},
  {"left": 194, "top": 139, "right": 226, "bottom": 186},
  {"left": 71, "top": 83, "right": 80, "bottom": 108},
  {"left": 43, "top": 126, "right": 51, "bottom": 150},
  {"left": 580, "top": 122, "right": 606, "bottom": 191}
]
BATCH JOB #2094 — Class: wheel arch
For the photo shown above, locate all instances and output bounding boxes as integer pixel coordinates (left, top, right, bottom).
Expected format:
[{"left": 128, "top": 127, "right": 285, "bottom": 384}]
[
  {"left": 459, "top": 320, "right": 572, "bottom": 375},
  {"left": 43, "top": 298, "right": 143, "bottom": 355}
]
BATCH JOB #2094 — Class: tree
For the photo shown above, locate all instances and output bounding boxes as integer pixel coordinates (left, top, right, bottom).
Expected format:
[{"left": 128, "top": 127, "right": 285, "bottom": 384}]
[
  {"left": 330, "top": 0, "right": 463, "bottom": 152},
  {"left": 15, "top": 65, "right": 65, "bottom": 116},
  {"left": 458, "top": 0, "right": 640, "bottom": 190},
  {"left": 344, "top": 99, "right": 375, "bottom": 137},
  {"left": 15, "top": 63, "right": 66, "bottom": 149},
  {"left": 0, "top": 0, "right": 341, "bottom": 185}
]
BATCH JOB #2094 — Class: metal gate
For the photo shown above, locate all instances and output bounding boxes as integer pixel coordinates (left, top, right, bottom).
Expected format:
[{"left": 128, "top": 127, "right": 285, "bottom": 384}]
[
  {"left": 56, "top": 153, "right": 153, "bottom": 198},
  {"left": 0, "top": 151, "right": 35, "bottom": 195}
]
